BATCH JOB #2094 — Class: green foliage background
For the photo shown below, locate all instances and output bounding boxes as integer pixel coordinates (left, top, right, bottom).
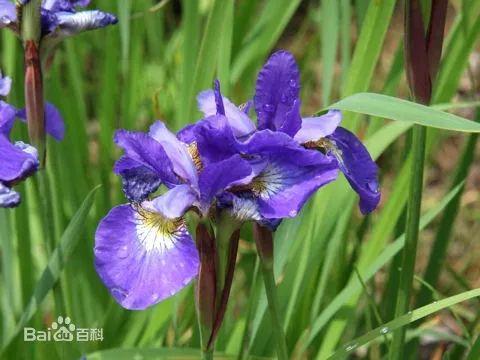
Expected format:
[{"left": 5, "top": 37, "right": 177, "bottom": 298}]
[{"left": 1, "top": 0, "right": 480, "bottom": 359}]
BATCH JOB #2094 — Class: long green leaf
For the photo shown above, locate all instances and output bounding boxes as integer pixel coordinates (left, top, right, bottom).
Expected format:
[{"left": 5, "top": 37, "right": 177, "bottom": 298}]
[
  {"left": 307, "top": 182, "right": 464, "bottom": 349},
  {"left": 329, "top": 93, "right": 480, "bottom": 132}
]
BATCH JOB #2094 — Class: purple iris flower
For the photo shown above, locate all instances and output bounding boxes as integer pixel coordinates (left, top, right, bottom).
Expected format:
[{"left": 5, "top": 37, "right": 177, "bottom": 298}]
[
  {"left": 181, "top": 112, "right": 338, "bottom": 230},
  {"left": 195, "top": 50, "right": 381, "bottom": 216},
  {"left": 1, "top": 0, "right": 117, "bottom": 38},
  {"left": 0, "top": 0, "right": 16, "bottom": 29},
  {"left": 95, "top": 121, "right": 253, "bottom": 310},
  {"left": 0, "top": 72, "right": 64, "bottom": 207}
]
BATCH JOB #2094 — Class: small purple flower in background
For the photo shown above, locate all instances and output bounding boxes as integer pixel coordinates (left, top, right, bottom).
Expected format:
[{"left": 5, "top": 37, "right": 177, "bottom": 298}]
[
  {"left": 94, "top": 121, "right": 252, "bottom": 310},
  {"left": 0, "top": 72, "right": 64, "bottom": 208},
  {"left": 196, "top": 50, "right": 381, "bottom": 217},
  {"left": 7, "top": 0, "right": 117, "bottom": 39}
]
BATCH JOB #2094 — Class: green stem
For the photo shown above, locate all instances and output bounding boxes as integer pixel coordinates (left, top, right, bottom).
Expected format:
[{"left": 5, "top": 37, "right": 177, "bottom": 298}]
[
  {"left": 254, "top": 224, "right": 288, "bottom": 360},
  {"left": 37, "top": 170, "right": 65, "bottom": 315},
  {"left": 21, "top": 0, "right": 42, "bottom": 43},
  {"left": 201, "top": 348, "right": 213, "bottom": 360},
  {"left": 389, "top": 124, "right": 426, "bottom": 359}
]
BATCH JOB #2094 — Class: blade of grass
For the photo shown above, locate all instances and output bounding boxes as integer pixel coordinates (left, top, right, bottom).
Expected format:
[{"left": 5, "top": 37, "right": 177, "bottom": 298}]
[
  {"left": 185, "top": 0, "right": 228, "bottom": 122},
  {"left": 319, "top": 0, "right": 339, "bottom": 106},
  {"left": 307, "top": 182, "right": 464, "bottom": 352},
  {"left": 0, "top": 186, "right": 99, "bottom": 354},
  {"left": 329, "top": 288, "right": 480, "bottom": 360}
]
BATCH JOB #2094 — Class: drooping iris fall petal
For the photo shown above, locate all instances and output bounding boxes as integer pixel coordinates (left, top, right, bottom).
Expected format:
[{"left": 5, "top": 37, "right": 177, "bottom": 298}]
[{"left": 94, "top": 204, "right": 199, "bottom": 310}]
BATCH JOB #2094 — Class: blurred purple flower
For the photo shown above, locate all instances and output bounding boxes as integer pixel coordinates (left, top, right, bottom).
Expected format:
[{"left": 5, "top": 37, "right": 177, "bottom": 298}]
[
  {"left": 0, "top": 72, "right": 64, "bottom": 207},
  {"left": 3, "top": 0, "right": 117, "bottom": 38}
]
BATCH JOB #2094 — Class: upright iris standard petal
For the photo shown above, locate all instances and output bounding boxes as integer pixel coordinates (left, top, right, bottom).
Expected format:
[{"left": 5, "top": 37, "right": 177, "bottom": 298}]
[
  {"left": 94, "top": 204, "right": 199, "bottom": 310},
  {"left": 0, "top": 0, "right": 16, "bottom": 28},
  {"left": 254, "top": 50, "right": 302, "bottom": 137},
  {"left": 189, "top": 115, "right": 240, "bottom": 165},
  {"left": 294, "top": 110, "right": 342, "bottom": 144},
  {"left": 327, "top": 127, "right": 380, "bottom": 214},
  {"left": 149, "top": 121, "right": 198, "bottom": 187},
  {"left": 197, "top": 89, "right": 256, "bottom": 138}
]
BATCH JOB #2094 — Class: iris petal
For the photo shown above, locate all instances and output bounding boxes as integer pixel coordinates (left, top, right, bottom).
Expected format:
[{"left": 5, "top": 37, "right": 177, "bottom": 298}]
[
  {"left": 52, "top": 10, "right": 117, "bottom": 36},
  {"left": 0, "top": 182, "right": 21, "bottom": 208},
  {"left": 114, "top": 129, "right": 178, "bottom": 186},
  {"left": 149, "top": 121, "right": 198, "bottom": 186},
  {"left": 294, "top": 110, "right": 342, "bottom": 144},
  {"left": 198, "top": 154, "right": 252, "bottom": 211},
  {"left": 0, "top": 0, "right": 16, "bottom": 28},
  {"left": 197, "top": 90, "right": 256, "bottom": 138},
  {"left": 0, "top": 137, "right": 39, "bottom": 185},
  {"left": 254, "top": 50, "right": 302, "bottom": 137},
  {"left": 327, "top": 127, "right": 380, "bottom": 214},
  {"left": 0, "top": 72, "right": 12, "bottom": 96},
  {"left": 0, "top": 101, "right": 17, "bottom": 136},
  {"left": 150, "top": 185, "right": 197, "bottom": 219},
  {"left": 17, "top": 102, "right": 65, "bottom": 141},
  {"left": 94, "top": 204, "right": 199, "bottom": 310}
]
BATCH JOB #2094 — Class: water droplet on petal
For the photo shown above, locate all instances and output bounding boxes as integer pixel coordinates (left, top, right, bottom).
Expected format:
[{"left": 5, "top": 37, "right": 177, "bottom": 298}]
[
  {"left": 289, "top": 210, "right": 298, "bottom": 217},
  {"left": 151, "top": 293, "right": 158, "bottom": 302},
  {"left": 263, "top": 103, "right": 275, "bottom": 113},
  {"left": 289, "top": 79, "right": 297, "bottom": 88},
  {"left": 117, "top": 245, "right": 129, "bottom": 259},
  {"left": 380, "top": 327, "right": 389, "bottom": 334},
  {"left": 366, "top": 180, "right": 379, "bottom": 193}
]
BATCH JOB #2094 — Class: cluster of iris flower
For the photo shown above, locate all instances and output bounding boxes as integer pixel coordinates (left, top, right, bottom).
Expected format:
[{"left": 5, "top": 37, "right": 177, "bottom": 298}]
[
  {"left": 0, "top": 72, "right": 63, "bottom": 207},
  {"left": 0, "top": 0, "right": 117, "bottom": 207},
  {"left": 94, "top": 51, "right": 381, "bottom": 311}
]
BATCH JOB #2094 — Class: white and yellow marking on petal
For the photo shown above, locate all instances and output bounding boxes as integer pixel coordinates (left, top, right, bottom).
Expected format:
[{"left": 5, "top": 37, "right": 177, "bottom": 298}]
[
  {"left": 250, "top": 164, "right": 285, "bottom": 199},
  {"left": 134, "top": 206, "right": 186, "bottom": 253}
]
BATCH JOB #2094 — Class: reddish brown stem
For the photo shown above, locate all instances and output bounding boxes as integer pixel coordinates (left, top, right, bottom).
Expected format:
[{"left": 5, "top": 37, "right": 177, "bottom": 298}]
[
  {"left": 196, "top": 223, "right": 217, "bottom": 346},
  {"left": 207, "top": 229, "right": 240, "bottom": 349},
  {"left": 24, "top": 40, "right": 45, "bottom": 165}
]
